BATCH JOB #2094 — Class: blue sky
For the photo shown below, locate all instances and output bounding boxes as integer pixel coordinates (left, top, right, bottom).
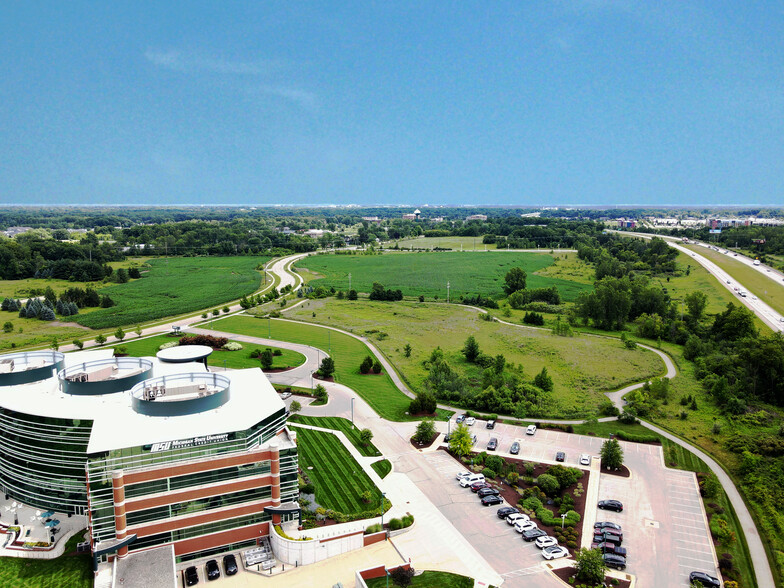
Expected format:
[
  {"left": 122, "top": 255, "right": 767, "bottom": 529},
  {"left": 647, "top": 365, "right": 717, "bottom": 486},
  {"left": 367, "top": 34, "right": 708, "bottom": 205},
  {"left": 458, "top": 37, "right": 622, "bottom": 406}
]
[{"left": 2, "top": 2, "right": 783, "bottom": 207}]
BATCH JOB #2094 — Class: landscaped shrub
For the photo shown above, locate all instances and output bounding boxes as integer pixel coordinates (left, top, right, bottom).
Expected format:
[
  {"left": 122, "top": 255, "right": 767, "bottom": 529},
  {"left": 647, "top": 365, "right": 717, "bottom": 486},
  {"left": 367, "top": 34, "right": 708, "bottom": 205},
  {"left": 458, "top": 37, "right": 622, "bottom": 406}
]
[
  {"left": 179, "top": 334, "right": 228, "bottom": 348},
  {"left": 481, "top": 467, "right": 496, "bottom": 479},
  {"left": 388, "top": 518, "right": 403, "bottom": 531},
  {"left": 222, "top": 342, "right": 243, "bottom": 351},
  {"left": 365, "top": 523, "right": 383, "bottom": 534},
  {"left": 159, "top": 341, "right": 179, "bottom": 350},
  {"left": 614, "top": 430, "right": 660, "bottom": 444}
]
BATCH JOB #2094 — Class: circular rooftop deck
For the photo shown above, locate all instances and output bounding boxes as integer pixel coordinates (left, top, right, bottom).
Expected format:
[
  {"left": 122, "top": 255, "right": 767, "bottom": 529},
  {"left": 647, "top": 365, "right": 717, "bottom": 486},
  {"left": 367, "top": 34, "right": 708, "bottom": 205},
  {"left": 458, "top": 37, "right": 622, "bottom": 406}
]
[
  {"left": 58, "top": 358, "right": 154, "bottom": 395},
  {"left": 131, "top": 372, "right": 230, "bottom": 416},
  {"left": 156, "top": 345, "right": 213, "bottom": 364},
  {"left": 0, "top": 351, "right": 65, "bottom": 386}
]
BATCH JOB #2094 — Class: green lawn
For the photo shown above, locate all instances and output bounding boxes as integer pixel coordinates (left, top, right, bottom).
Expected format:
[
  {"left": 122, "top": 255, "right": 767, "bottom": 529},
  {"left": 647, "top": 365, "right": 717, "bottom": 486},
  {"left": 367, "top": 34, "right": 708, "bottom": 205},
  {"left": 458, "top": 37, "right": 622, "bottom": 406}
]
[
  {"left": 214, "top": 314, "right": 451, "bottom": 421},
  {"left": 371, "top": 459, "right": 392, "bottom": 479},
  {"left": 284, "top": 299, "right": 664, "bottom": 419},
  {"left": 289, "top": 416, "right": 382, "bottom": 457},
  {"left": 296, "top": 251, "right": 591, "bottom": 302},
  {"left": 0, "top": 531, "right": 92, "bottom": 588},
  {"left": 0, "top": 317, "right": 92, "bottom": 352},
  {"left": 113, "top": 333, "right": 305, "bottom": 370},
  {"left": 74, "top": 256, "right": 269, "bottom": 329},
  {"left": 365, "top": 570, "right": 473, "bottom": 588},
  {"left": 389, "top": 235, "right": 497, "bottom": 250},
  {"left": 295, "top": 427, "right": 382, "bottom": 514}
]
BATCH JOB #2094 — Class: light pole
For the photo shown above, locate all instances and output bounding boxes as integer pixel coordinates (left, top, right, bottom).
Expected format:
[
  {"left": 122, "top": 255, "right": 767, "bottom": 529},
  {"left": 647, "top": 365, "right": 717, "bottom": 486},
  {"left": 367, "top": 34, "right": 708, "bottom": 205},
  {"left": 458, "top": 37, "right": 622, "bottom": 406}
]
[
  {"left": 351, "top": 397, "right": 355, "bottom": 424},
  {"left": 380, "top": 492, "right": 387, "bottom": 538},
  {"left": 447, "top": 281, "right": 450, "bottom": 304},
  {"left": 561, "top": 513, "right": 567, "bottom": 529},
  {"left": 348, "top": 273, "right": 352, "bottom": 292},
  {"left": 268, "top": 317, "right": 271, "bottom": 338}
]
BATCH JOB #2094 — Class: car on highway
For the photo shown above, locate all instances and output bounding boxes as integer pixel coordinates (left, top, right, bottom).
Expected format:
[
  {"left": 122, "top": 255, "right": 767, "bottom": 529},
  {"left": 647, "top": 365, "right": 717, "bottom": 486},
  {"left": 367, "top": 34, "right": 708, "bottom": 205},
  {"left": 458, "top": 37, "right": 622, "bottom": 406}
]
[
  {"left": 594, "top": 521, "right": 622, "bottom": 532},
  {"left": 510, "top": 441, "right": 520, "bottom": 454},
  {"left": 555, "top": 451, "right": 565, "bottom": 462},
  {"left": 580, "top": 454, "right": 591, "bottom": 466},
  {"left": 688, "top": 571, "right": 721, "bottom": 587},
  {"left": 726, "top": 279, "right": 731, "bottom": 284},
  {"left": 481, "top": 494, "right": 503, "bottom": 506},
  {"left": 514, "top": 520, "right": 538, "bottom": 533},
  {"left": 534, "top": 536, "right": 558, "bottom": 549},
  {"left": 526, "top": 424, "right": 537, "bottom": 435},
  {"left": 223, "top": 554, "right": 238, "bottom": 576},
  {"left": 542, "top": 545, "right": 569, "bottom": 560},
  {"left": 477, "top": 487, "right": 500, "bottom": 498},
  {"left": 506, "top": 513, "right": 529, "bottom": 525},
  {"left": 598, "top": 499, "right": 624, "bottom": 512},
  {"left": 205, "top": 559, "right": 220, "bottom": 581},
  {"left": 522, "top": 528, "right": 548, "bottom": 542},
  {"left": 592, "top": 542, "right": 627, "bottom": 556},
  {"left": 465, "top": 416, "right": 476, "bottom": 426},
  {"left": 486, "top": 419, "right": 496, "bottom": 429},
  {"left": 184, "top": 566, "right": 199, "bottom": 586},
  {"left": 487, "top": 437, "right": 498, "bottom": 451},
  {"left": 497, "top": 506, "right": 519, "bottom": 519},
  {"left": 603, "top": 553, "right": 627, "bottom": 570}
]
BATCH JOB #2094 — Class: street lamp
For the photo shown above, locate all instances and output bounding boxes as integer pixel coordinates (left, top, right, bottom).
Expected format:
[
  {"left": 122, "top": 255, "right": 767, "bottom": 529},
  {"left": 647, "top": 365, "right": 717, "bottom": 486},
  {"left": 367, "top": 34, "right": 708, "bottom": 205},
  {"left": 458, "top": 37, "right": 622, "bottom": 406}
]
[
  {"left": 380, "top": 492, "right": 387, "bottom": 539},
  {"left": 351, "top": 397, "right": 355, "bottom": 424},
  {"left": 561, "top": 513, "right": 567, "bottom": 528}
]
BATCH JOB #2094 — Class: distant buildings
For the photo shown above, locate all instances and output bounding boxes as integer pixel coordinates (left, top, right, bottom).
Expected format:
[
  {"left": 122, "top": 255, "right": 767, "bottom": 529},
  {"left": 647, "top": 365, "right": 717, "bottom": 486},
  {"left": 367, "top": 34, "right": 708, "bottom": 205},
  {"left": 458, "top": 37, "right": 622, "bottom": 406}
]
[
  {"left": 402, "top": 209, "right": 421, "bottom": 221},
  {"left": 2, "top": 226, "right": 33, "bottom": 238},
  {"left": 616, "top": 219, "right": 636, "bottom": 229},
  {"left": 465, "top": 214, "right": 487, "bottom": 222}
]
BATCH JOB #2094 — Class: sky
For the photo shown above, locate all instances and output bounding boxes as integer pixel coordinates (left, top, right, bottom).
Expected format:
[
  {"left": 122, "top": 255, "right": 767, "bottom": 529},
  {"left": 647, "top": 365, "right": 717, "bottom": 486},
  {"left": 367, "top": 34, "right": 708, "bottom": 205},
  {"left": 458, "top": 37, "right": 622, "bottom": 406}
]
[{"left": 1, "top": 1, "right": 783, "bottom": 207}]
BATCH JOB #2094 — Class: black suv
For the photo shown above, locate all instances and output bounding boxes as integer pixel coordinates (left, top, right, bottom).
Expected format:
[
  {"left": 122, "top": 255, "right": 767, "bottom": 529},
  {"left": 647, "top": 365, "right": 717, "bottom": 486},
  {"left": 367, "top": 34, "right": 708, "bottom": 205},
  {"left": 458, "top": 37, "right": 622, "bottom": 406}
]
[
  {"left": 205, "top": 559, "right": 220, "bottom": 581},
  {"left": 598, "top": 499, "right": 624, "bottom": 512},
  {"left": 555, "top": 451, "right": 565, "bottom": 462},
  {"left": 594, "top": 521, "right": 622, "bottom": 532},
  {"left": 497, "top": 506, "right": 518, "bottom": 519},
  {"left": 223, "top": 554, "right": 238, "bottom": 576},
  {"left": 522, "top": 528, "right": 547, "bottom": 542},
  {"left": 689, "top": 571, "right": 721, "bottom": 587},
  {"left": 603, "top": 553, "right": 627, "bottom": 570},
  {"left": 477, "top": 487, "right": 500, "bottom": 498},
  {"left": 487, "top": 437, "right": 498, "bottom": 451},
  {"left": 481, "top": 494, "right": 503, "bottom": 506},
  {"left": 183, "top": 566, "right": 199, "bottom": 586},
  {"left": 593, "top": 542, "right": 627, "bottom": 556},
  {"left": 593, "top": 532, "right": 622, "bottom": 545}
]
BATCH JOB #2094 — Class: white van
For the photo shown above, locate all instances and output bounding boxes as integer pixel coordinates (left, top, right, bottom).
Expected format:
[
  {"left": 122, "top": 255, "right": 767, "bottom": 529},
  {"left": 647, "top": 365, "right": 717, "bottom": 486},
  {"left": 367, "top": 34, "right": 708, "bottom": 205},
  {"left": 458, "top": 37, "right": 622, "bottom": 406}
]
[{"left": 459, "top": 473, "right": 485, "bottom": 488}]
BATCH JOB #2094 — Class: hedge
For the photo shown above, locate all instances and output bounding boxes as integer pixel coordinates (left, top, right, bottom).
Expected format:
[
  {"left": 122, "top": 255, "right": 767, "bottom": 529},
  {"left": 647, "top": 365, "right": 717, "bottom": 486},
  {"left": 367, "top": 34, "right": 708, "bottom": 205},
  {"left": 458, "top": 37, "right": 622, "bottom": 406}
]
[{"left": 613, "top": 430, "right": 661, "bottom": 444}]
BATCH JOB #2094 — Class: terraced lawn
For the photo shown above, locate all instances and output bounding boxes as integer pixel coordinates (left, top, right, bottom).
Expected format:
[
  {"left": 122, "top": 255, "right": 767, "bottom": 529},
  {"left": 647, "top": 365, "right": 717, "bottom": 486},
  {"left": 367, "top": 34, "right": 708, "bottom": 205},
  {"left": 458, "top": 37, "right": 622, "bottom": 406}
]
[
  {"left": 294, "top": 427, "right": 382, "bottom": 514},
  {"left": 289, "top": 416, "right": 382, "bottom": 457},
  {"left": 371, "top": 459, "right": 392, "bottom": 479},
  {"left": 0, "top": 531, "right": 92, "bottom": 588},
  {"left": 365, "top": 570, "right": 473, "bottom": 588}
]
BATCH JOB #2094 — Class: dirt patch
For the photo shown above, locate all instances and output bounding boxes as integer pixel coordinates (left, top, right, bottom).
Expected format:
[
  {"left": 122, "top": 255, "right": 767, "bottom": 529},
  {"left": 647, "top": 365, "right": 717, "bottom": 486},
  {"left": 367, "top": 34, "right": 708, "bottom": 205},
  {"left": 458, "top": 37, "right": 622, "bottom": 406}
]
[
  {"left": 553, "top": 566, "right": 630, "bottom": 588},
  {"left": 50, "top": 320, "right": 91, "bottom": 330},
  {"left": 600, "top": 465, "right": 631, "bottom": 478},
  {"left": 410, "top": 432, "right": 439, "bottom": 450}
]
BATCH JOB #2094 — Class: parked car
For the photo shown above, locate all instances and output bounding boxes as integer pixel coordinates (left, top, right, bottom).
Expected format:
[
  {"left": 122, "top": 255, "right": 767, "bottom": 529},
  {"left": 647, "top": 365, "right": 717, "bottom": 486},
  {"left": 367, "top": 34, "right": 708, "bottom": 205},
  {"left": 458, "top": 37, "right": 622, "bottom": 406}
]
[
  {"left": 542, "top": 545, "right": 569, "bottom": 560},
  {"left": 470, "top": 481, "right": 490, "bottom": 492},
  {"left": 688, "top": 571, "right": 721, "bottom": 587},
  {"left": 456, "top": 414, "right": 465, "bottom": 424},
  {"left": 486, "top": 419, "right": 496, "bottom": 429},
  {"left": 594, "top": 521, "right": 622, "bottom": 532},
  {"left": 510, "top": 441, "right": 520, "bottom": 455},
  {"left": 555, "top": 451, "right": 565, "bottom": 462},
  {"left": 487, "top": 437, "right": 498, "bottom": 451},
  {"left": 184, "top": 567, "right": 199, "bottom": 586},
  {"left": 534, "top": 536, "right": 558, "bottom": 549},
  {"left": 456, "top": 471, "right": 472, "bottom": 481},
  {"left": 481, "top": 494, "right": 503, "bottom": 506},
  {"left": 223, "top": 554, "right": 238, "bottom": 576},
  {"left": 526, "top": 424, "right": 537, "bottom": 435},
  {"left": 471, "top": 434, "right": 477, "bottom": 445},
  {"left": 592, "top": 542, "right": 627, "bottom": 556},
  {"left": 506, "top": 513, "right": 529, "bottom": 525},
  {"left": 580, "top": 454, "right": 591, "bottom": 466},
  {"left": 465, "top": 416, "right": 476, "bottom": 426},
  {"left": 593, "top": 532, "right": 622, "bottom": 546},
  {"left": 522, "top": 528, "right": 547, "bottom": 542},
  {"left": 597, "top": 527, "right": 623, "bottom": 540},
  {"left": 205, "top": 560, "right": 220, "bottom": 581},
  {"left": 598, "top": 499, "right": 624, "bottom": 512},
  {"left": 280, "top": 391, "right": 292, "bottom": 399},
  {"left": 603, "top": 553, "right": 627, "bottom": 570},
  {"left": 514, "top": 520, "right": 538, "bottom": 533},
  {"left": 497, "top": 506, "right": 519, "bottom": 519},
  {"left": 477, "top": 487, "right": 500, "bottom": 498},
  {"left": 459, "top": 473, "right": 485, "bottom": 488}
]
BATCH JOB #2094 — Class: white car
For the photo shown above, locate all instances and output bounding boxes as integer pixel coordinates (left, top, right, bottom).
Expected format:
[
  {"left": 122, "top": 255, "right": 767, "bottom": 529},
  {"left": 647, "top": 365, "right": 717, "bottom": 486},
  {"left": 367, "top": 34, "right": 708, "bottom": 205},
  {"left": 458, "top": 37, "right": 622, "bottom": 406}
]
[
  {"left": 455, "top": 471, "right": 472, "bottom": 481},
  {"left": 464, "top": 416, "right": 476, "bottom": 426},
  {"left": 506, "top": 513, "right": 529, "bottom": 525},
  {"left": 580, "top": 454, "right": 591, "bottom": 466},
  {"left": 542, "top": 545, "right": 570, "bottom": 560},
  {"left": 535, "top": 536, "right": 558, "bottom": 549},
  {"left": 526, "top": 425, "right": 537, "bottom": 435},
  {"left": 514, "top": 520, "right": 538, "bottom": 533}
]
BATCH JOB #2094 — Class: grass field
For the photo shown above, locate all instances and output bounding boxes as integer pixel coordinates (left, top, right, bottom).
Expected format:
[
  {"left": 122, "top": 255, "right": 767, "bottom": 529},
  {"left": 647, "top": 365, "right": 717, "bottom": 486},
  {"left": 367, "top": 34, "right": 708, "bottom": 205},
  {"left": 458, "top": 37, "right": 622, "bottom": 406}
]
[
  {"left": 371, "top": 459, "right": 392, "bottom": 479},
  {"left": 684, "top": 244, "right": 784, "bottom": 315},
  {"left": 294, "top": 427, "right": 382, "bottom": 514},
  {"left": 365, "top": 570, "right": 473, "bottom": 588},
  {"left": 112, "top": 333, "right": 305, "bottom": 371},
  {"left": 289, "top": 416, "right": 382, "bottom": 457},
  {"left": 214, "top": 314, "right": 451, "bottom": 421},
  {"left": 296, "top": 251, "right": 591, "bottom": 302},
  {"left": 389, "top": 235, "right": 498, "bottom": 250},
  {"left": 0, "top": 316, "right": 91, "bottom": 352},
  {"left": 74, "top": 256, "right": 268, "bottom": 330},
  {"left": 0, "top": 531, "right": 92, "bottom": 588},
  {"left": 284, "top": 299, "right": 664, "bottom": 418}
]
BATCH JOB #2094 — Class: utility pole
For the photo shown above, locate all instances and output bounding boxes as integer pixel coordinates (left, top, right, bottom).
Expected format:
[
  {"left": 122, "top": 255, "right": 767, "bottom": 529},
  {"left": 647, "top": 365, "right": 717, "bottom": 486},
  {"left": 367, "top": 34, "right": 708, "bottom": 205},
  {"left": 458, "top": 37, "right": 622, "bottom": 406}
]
[
  {"left": 447, "top": 281, "right": 450, "bottom": 304},
  {"left": 348, "top": 273, "right": 352, "bottom": 292}
]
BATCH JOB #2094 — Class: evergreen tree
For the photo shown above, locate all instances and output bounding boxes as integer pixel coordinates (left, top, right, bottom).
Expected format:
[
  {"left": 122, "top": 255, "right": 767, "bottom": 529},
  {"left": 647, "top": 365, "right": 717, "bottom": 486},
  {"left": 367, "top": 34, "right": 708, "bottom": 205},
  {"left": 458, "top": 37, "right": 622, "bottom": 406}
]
[
  {"left": 68, "top": 302, "right": 79, "bottom": 315},
  {"left": 39, "top": 307, "right": 56, "bottom": 321},
  {"left": 600, "top": 438, "right": 624, "bottom": 470},
  {"left": 462, "top": 335, "right": 480, "bottom": 363},
  {"left": 360, "top": 355, "right": 373, "bottom": 374},
  {"left": 534, "top": 367, "right": 553, "bottom": 392},
  {"left": 56, "top": 299, "right": 66, "bottom": 315}
]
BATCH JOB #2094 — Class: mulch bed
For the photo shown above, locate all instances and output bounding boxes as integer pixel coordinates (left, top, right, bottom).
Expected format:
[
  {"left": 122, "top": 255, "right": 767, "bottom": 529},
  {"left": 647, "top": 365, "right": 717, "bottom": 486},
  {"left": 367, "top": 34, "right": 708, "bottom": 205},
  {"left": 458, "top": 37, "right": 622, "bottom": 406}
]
[
  {"left": 410, "top": 432, "right": 440, "bottom": 450},
  {"left": 312, "top": 373, "right": 335, "bottom": 382},
  {"left": 553, "top": 566, "right": 630, "bottom": 588},
  {"left": 600, "top": 465, "right": 631, "bottom": 478}
]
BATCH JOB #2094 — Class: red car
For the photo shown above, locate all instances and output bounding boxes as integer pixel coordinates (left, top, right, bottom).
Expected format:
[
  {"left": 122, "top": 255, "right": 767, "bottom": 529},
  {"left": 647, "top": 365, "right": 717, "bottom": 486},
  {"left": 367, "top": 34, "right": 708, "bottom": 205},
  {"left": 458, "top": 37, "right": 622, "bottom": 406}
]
[{"left": 470, "top": 481, "right": 490, "bottom": 493}]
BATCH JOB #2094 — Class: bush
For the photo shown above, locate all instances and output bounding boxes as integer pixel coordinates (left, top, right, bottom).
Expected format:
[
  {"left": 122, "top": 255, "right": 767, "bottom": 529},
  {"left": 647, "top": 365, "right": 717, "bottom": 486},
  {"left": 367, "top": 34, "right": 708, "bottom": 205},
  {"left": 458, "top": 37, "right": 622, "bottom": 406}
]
[
  {"left": 390, "top": 566, "right": 415, "bottom": 587},
  {"left": 223, "top": 342, "right": 243, "bottom": 351},
  {"left": 481, "top": 467, "right": 496, "bottom": 479},
  {"left": 372, "top": 360, "right": 382, "bottom": 374},
  {"left": 365, "top": 523, "right": 383, "bottom": 534},
  {"left": 360, "top": 355, "right": 373, "bottom": 374},
  {"left": 613, "top": 430, "right": 660, "bottom": 444},
  {"left": 301, "top": 483, "right": 315, "bottom": 495},
  {"left": 159, "top": 341, "right": 179, "bottom": 350},
  {"left": 179, "top": 334, "right": 228, "bottom": 348},
  {"left": 388, "top": 518, "right": 403, "bottom": 531},
  {"left": 72, "top": 339, "right": 84, "bottom": 350}
]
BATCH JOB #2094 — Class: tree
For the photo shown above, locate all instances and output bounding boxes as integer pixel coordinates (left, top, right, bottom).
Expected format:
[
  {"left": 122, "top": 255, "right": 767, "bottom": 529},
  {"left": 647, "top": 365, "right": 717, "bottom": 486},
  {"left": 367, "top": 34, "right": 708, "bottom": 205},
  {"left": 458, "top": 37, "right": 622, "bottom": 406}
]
[
  {"left": 390, "top": 566, "right": 415, "bottom": 587},
  {"left": 260, "top": 348, "right": 274, "bottom": 370},
  {"left": 360, "top": 355, "right": 373, "bottom": 374},
  {"left": 114, "top": 327, "right": 126, "bottom": 342},
  {"left": 600, "top": 438, "right": 624, "bottom": 470},
  {"left": 347, "top": 289, "right": 358, "bottom": 301},
  {"left": 413, "top": 420, "right": 436, "bottom": 444},
  {"left": 314, "top": 384, "right": 328, "bottom": 402},
  {"left": 290, "top": 400, "right": 302, "bottom": 414},
  {"left": 574, "top": 547, "right": 607, "bottom": 584},
  {"left": 359, "top": 428, "right": 374, "bottom": 446},
  {"left": 128, "top": 267, "right": 141, "bottom": 279},
  {"left": 372, "top": 360, "right": 382, "bottom": 374},
  {"left": 685, "top": 291, "right": 708, "bottom": 324},
  {"left": 403, "top": 343, "right": 412, "bottom": 358},
  {"left": 449, "top": 423, "right": 473, "bottom": 458},
  {"left": 462, "top": 335, "right": 480, "bottom": 363},
  {"left": 504, "top": 267, "right": 527, "bottom": 295},
  {"left": 2, "top": 321, "right": 12, "bottom": 333},
  {"left": 534, "top": 367, "right": 553, "bottom": 392},
  {"left": 73, "top": 339, "right": 84, "bottom": 349},
  {"left": 537, "top": 473, "right": 560, "bottom": 496},
  {"left": 116, "top": 268, "right": 129, "bottom": 283},
  {"left": 95, "top": 333, "right": 107, "bottom": 345},
  {"left": 409, "top": 391, "right": 437, "bottom": 415},
  {"left": 50, "top": 338, "right": 59, "bottom": 351},
  {"left": 318, "top": 356, "right": 335, "bottom": 378},
  {"left": 212, "top": 308, "right": 220, "bottom": 316}
]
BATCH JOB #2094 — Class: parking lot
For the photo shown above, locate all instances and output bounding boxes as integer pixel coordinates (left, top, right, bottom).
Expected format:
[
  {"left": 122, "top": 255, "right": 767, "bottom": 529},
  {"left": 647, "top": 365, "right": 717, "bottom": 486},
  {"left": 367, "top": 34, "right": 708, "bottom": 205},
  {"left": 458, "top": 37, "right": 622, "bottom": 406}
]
[{"left": 416, "top": 418, "right": 721, "bottom": 588}]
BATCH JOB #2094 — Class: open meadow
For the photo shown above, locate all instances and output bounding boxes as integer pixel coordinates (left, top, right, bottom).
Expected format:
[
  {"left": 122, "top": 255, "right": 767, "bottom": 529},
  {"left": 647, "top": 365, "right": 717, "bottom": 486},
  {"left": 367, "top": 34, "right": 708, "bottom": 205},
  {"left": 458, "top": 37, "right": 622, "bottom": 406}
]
[
  {"left": 388, "top": 235, "right": 497, "bottom": 250},
  {"left": 285, "top": 299, "right": 664, "bottom": 418},
  {"left": 295, "top": 251, "right": 591, "bottom": 301}
]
